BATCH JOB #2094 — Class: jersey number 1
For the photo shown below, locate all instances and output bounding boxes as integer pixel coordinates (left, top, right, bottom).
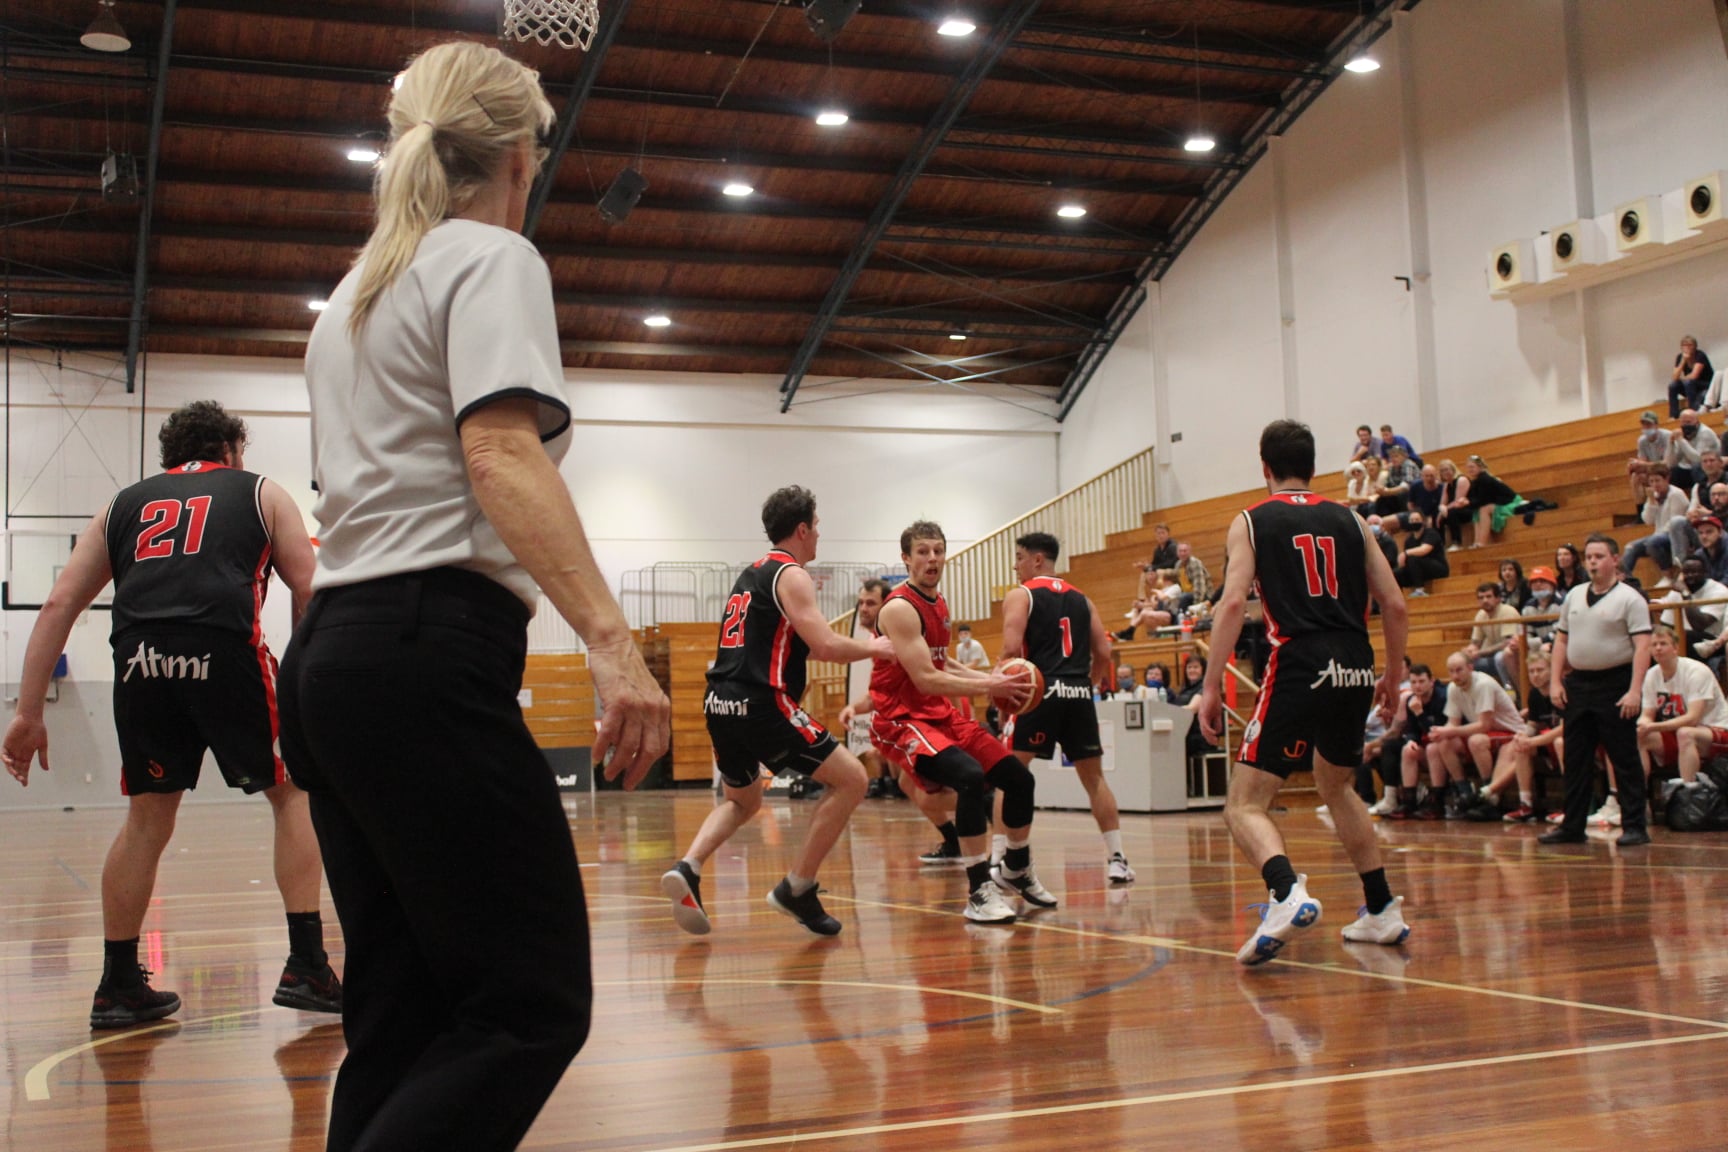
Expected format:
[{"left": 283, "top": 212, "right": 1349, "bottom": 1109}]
[
  {"left": 135, "top": 496, "right": 214, "bottom": 561},
  {"left": 1292, "top": 534, "right": 1338, "bottom": 597},
  {"left": 719, "top": 592, "right": 752, "bottom": 648},
  {"left": 1057, "top": 616, "right": 1073, "bottom": 657}
]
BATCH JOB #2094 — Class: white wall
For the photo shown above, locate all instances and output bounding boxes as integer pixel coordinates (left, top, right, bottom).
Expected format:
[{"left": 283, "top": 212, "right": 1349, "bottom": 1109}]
[{"left": 1062, "top": 0, "right": 1728, "bottom": 498}]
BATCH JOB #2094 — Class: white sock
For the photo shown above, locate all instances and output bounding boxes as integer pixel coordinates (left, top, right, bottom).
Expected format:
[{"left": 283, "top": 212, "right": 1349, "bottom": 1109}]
[
  {"left": 787, "top": 873, "right": 816, "bottom": 896},
  {"left": 1006, "top": 835, "right": 1029, "bottom": 850},
  {"left": 682, "top": 857, "right": 702, "bottom": 876},
  {"left": 1103, "top": 829, "right": 1123, "bottom": 857},
  {"left": 1519, "top": 790, "right": 1533, "bottom": 806},
  {"left": 991, "top": 834, "right": 1007, "bottom": 859}
]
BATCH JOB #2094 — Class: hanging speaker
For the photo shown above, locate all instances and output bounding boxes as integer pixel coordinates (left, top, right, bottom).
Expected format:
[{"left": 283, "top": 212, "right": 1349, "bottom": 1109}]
[
  {"left": 1549, "top": 220, "right": 1604, "bottom": 273},
  {"left": 597, "top": 167, "right": 647, "bottom": 224},
  {"left": 1614, "top": 196, "right": 1665, "bottom": 251},
  {"left": 1686, "top": 171, "right": 1727, "bottom": 229},
  {"left": 804, "top": 0, "right": 861, "bottom": 42},
  {"left": 1487, "top": 240, "right": 1534, "bottom": 296}
]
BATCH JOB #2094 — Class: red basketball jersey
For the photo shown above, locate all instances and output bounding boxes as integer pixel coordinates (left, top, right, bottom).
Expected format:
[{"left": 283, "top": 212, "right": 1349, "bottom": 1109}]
[{"left": 869, "top": 582, "right": 957, "bottom": 724}]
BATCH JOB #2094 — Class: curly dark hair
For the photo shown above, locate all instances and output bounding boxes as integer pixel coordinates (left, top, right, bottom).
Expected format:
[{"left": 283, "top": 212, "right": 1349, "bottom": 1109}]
[
  {"left": 159, "top": 401, "right": 247, "bottom": 470},
  {"left": 761, "top": 485, "right": 817, "bottom": 543}
]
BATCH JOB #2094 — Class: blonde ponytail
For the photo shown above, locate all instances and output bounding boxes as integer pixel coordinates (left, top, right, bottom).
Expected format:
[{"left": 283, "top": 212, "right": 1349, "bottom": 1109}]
[{"left": 348, "top": 42, "right": 556, "bottom": 337}]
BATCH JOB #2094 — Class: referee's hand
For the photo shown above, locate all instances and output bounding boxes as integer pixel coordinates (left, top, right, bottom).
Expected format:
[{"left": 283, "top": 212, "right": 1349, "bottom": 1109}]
[
  {"left": 1616, "top": 689, "right": 1640, "bottom": 719},
  {"left": 588, "top": 638, "right": 671, "bottom": 790},
  {"left": 2, "top": 715, "right": 49, "bottom": 787}
]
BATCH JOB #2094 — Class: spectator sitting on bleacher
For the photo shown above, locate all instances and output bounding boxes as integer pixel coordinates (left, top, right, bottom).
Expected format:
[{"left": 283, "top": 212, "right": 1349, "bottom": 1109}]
[
  {"left": 1351, "top": 455, "right": 1384, "bottom": 517},
  {"left": 1461, "top": 455, "right": 1519, "bottom": 549},
  {"left": 1498, "top": 559, "right": 1532, "bottom": 610},
  {"left": 1671, "top": 336, "right": 1714, "bottom": 417},
  {"left": 1637, "top": 625, "right": 1728, "bottom": 800},
  {"left": 1656, "top": 557, "right": 1728, "bottom": 668},
  {"left": 1426, "top": 651, "right": 1532, "bottom": 818},
  {"left": 1364, "top": 514, "right": 1401, "bottom": 573},
  {"left": 1666, "top": 409, "right": 1719, "bottom": 494},
  {"left": 1345, "top": 461, "right": 1372, "bottom": 508},
  {"left": 1116, "top": 597, "right": 1172, "bottom": 642},
  {"left": 1467, "top": 649, "right": 1563, "bottom": 822},
  {"left": 1377, "top": 444, "right": 1421, "bottom": 516},
  {"left": 1467, "top": 582, "right": 1523, "bottom": 686},
  {"left": 1383, "top": 663, "right": 1448, "bottom": 819},
  {"left": 1169, "top": 541, "right": 1212, "bottom": 611},
  {"left": 1687, "top": 516, "right": 1728, "bottom": 586},
  {"left": 1628, "top": 410, "right": 1672, "bottom": 515},
  {"left": 1437, "top": 458, "right": 1471, "bottom": 552},
  {"left": 1621, "top": 465, "right": 1691, "bottom": 579},
  {"left": 1393, "top": 510, "right": 1447, "bottom": 595},
  {"left": 1139, "top": 663, "right": 1172, "bottom": 701},
  {"left": 1521, "top": 566, "right": 1563, "bottom": 648},
  {"left": 1377, "top": 424, "right": 1422, "bottom": 467},
  {"left": 1349, "top": 424, "right": 1377, "bottom": 465},
  {"left": 1149, "top": 522, "right": 1177, "bottom": 575},
  {"left": 1408, "top": 463, "right": 1444, "bottom": 526},
  {"left": 1667, "top": 450, "right": 1727, "bottom": 566},
  {"left": 1553, "top": 543, "right": 1582, "bottom": 594}
]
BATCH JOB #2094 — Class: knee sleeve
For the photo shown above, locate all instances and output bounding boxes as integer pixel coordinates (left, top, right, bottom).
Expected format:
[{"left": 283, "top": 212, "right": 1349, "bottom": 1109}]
[
  {"left": 988, "top": 755, "right": 1037, "bottom": 828},
  {"left": 954, "top": 787, "right": 992, "bottom": 839},
  {"left": 920, "top": 747, "right": 991, "bottom": 838}
]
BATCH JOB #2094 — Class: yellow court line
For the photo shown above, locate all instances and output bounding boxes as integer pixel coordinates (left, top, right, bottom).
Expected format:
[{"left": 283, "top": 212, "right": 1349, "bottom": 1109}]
[
  {"left": 830, "top": 895, "right": 1728, "bottom": 1032},
  {"left": 24, "top": 1008, "right": 268, "bottom": 1102},
  {"left": 593, "top": 977, "right": 1059, "bottom": 1016},
  {"left": 622, "top": 1030, "right": 1728, "bottom": 1152}
]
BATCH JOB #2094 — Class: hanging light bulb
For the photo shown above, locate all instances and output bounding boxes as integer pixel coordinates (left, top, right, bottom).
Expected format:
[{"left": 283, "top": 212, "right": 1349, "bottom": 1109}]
[
  {"left": 80, "top": 1, "right": 131, "bottom": 52},
  {"left": 1183, "top": 133, "right": 1216, "bottom": 153}
]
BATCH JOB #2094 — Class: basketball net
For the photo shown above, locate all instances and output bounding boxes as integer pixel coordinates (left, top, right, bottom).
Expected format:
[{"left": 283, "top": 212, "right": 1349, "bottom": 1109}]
[{"left": 501, "top": 0, "right": 599, "bottom": 50}]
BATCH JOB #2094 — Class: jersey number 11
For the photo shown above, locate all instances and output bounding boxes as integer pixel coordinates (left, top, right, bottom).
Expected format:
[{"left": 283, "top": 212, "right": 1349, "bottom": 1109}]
[{"left": 1292, "top": 534, "right": 1338, "bottom": 598}]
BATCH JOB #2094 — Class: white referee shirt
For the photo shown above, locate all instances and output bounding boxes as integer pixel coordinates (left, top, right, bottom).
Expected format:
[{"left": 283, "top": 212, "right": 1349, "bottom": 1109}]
[
  {"left": 304, "top": 220, "right": 573, "bottom": 609},
  {"left": 1555, "top": 580, "right": 1652, "bottom": 670}
]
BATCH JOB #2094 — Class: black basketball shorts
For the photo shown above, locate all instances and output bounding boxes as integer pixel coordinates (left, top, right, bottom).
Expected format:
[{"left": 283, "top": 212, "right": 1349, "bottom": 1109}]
[
  {"left": 1009, "top": 677, "right": 1103, "bottom": 761},
  {"left": 111, "top": 627, "right": 285, "bottom": 795},
  {"left": 1238, "top": 634, "right": 1376, "bottom": 779},
  {"left": 704, "top": 684, "right": 838, "bottom": 790}
]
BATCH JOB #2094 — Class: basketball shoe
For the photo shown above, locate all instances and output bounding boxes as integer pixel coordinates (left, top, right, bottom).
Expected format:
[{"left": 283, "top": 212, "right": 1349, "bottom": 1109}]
[
  {"left": 991, "top": 863, "right": 1058, "bottom": 909},
  {"left": 90, "top": 967, "right": 181, "bottom": 1030},
  {"left": 964, "top": 883, "right": 1017, "bottom": 925},
  {"left": 1107, "top": 853, "right": 1136, "bottom": 884},
  {"left": 1340, "top": 896, "right": 1411, "bottom": 945},
  {"left": 1236, "top": 875, "right": 1322, "bottom": 966},
  {"left": 767, "top": 879, "right": 842, "bottom": 937},
  {"left": 273, "top": 957, "right": 342, "bottom": 1013},
  {"left": 661, "top": 861, "right": 711, "bottom": 936}
]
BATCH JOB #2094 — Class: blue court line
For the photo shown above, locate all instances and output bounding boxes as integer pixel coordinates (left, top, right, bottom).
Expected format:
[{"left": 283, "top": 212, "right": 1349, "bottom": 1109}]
[{"left": 52, "top": 857, "right": 90, "bottom": 891}]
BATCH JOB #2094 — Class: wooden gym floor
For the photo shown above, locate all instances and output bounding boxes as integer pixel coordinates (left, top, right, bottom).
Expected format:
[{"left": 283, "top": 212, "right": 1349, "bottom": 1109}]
[{"left": 4, "top": 790, "right": 1728, "bottom": 1151}]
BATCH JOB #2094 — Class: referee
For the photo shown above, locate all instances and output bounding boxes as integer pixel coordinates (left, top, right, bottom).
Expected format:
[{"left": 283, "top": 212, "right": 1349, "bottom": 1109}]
[{"left": 1541, "top": 533, "right": 1653, "bottom": 846}]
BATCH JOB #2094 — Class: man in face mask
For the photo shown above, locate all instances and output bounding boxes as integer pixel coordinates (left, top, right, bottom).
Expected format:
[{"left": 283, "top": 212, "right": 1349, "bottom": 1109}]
[
  {"left": 1115, "top": 663, "right": 1136, "bottom": 696},
  {"left": 1658, "top": 556, "right": 1728, "bottom": 667}
]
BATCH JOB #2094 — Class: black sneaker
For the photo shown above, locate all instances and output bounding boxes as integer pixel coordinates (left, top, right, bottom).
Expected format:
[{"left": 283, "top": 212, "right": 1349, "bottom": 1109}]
[
  {"left": 767, "top": 878, "right": 842, "bottom": 936},
  {"left": 919, "top": 841, "right": 963, "bottom": 866},
  {"left": 90, "top": 967, "right": 181, "bottom": 1030},
  {"left": 661, "top": 861, "right": 711, "bottom": 935},
  {"left": 273, "top": 957, "right": 343, "bottom": 1013}
]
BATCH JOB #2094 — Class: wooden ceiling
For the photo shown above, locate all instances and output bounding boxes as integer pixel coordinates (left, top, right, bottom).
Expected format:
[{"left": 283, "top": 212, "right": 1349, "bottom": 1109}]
[{"left": 3, "top": 0, "right": 1405, "bottom": 413}]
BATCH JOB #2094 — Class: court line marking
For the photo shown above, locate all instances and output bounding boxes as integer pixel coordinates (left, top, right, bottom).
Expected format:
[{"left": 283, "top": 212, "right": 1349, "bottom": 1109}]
[
  {"left": 24, "top": 1008, "right": 267, "bottom": 1101},
  {"left": 593, "top": 977, "right": 1059, "bottom": 1015},
  {"left": 831, "top": 895, "right": 1728, "bottom": 1031},
  {"left": 623, "top": 1030, "right": 1728, "bottom": 1152}
]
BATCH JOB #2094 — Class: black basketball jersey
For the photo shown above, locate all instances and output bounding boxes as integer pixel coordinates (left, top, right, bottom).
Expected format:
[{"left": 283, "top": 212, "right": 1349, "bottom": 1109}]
[
  {"left": 707, "top": 550, "right": 810, "bottom": 703},
  {"left": 1021, "top": 575, "right": 1091, "bottom": 679},
  {"left": 1244, "top": 490, "right": 1370, "bottom": 643},
  {"left": 106, "top": 462, "right": 274, "bottom": 641}
]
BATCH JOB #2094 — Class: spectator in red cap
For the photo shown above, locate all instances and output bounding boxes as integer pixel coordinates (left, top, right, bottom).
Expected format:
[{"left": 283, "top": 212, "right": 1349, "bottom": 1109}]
[
  {"left": 1521, "top": 566, "right": 1563, "bottom": 649},
  {"left": 1693, "top": 516, "right": 1728, "bottom": 585}
]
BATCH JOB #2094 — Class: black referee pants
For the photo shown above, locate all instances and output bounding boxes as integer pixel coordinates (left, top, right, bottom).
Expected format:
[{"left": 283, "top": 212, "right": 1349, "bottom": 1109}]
[
  {"left": 1559, "top": 665, "right": 1647, "bottom": 836},
  {"left": 280, "top": 569, "right": 591, "bottom": 1152}
]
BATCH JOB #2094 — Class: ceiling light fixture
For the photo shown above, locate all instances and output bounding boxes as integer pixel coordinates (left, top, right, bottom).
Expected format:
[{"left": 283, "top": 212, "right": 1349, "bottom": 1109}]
[
  {"left": 1183, "top": 134, "right": 1216, "bottom": 153},
  {"left": 308, "top": 300, "right": 329, "bottom": 312},
  {"left": 643, "top": 315, "right": 672, "bottom": 328},
  {"left": 1056, "top": 204, "right": 1086, "bottom": 219},
  {"left": 80, "top": 1, "right": 130, "bottom": 52},
  {"left": 949, "top": 331, "right": 968, "bottom": 341},
  {"left": 346, "top": 148, "right": 381, "bottom": 163},
  {"left": 937, "top": 18, "right": 976, "bottom": 37},
  {"left": 722, "top": 182, "right": 754, "bottom": 198},
  {"left": 815, "top": 109, "right": 849, "bottom": 127},
  {"left": 1184, "top": 26, "right": 1216, "bottom": 158},
  {"left": 1344, "top": 0, "right": 1379, "bottom": 73}
]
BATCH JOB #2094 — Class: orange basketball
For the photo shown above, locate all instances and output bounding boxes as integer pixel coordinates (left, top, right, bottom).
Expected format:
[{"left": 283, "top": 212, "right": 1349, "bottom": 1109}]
[{"left": 996, "top": 658, "right": 1046, "bottom": 716}]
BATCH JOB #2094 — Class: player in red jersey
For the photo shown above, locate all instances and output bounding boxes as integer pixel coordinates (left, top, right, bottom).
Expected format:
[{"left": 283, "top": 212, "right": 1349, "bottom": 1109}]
[
  {"left": 1000, "top": 532, "right": 1131, "bottom": 882},
  {"left": 1201, "top": 420, "right": 1411, "bottom": 965},
  {"left": 870, "top": 520, "right": 1046, "bottom": 924}
]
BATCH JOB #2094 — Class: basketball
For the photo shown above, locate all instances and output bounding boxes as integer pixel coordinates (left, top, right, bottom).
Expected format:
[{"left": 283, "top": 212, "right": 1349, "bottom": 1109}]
[{"left": 996, "top": 658, "right": 1046, "bottom": 716}]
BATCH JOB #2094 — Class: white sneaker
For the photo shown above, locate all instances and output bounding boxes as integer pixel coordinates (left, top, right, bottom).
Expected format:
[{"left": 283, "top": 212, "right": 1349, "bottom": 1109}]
[
  {"left": 1588, "top": 796, "right": 1622, "bottom": 827},
  {"left": 1236, "top": 875, "right": 1323, "bottom": 966},
  {"left": 1314, "top": 804, "right": 1330, "bottom": 816},
  {"left": 1367, "top": 793, "right": 1399, "bottom": 817},
  {"left": 965, "top": 882, "right": 1017, "bottom": 925},
  {"left": 1340, "top": 896, "right": 1411, "bottom": 945},
  {"left": 992, "top": 863, "right": 1058, "bottom": 909},
  {"left": 1107, "top": 853, "right": 1136, "bottom": 885}
]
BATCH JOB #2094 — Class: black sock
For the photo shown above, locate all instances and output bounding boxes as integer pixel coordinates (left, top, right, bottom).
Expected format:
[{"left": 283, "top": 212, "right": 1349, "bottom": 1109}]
[
  {"left": 103, "top": 938, "right": 141, "bottom": 987},
  {"left": 938, "top": 821, "right": 960, "bottom": 850},
  {"left": 1261, "top": 855, "right": 1298, "bottom": 902},
  {"left": 1361, "top": 868, "right": 1394, "bottom": 915},
  {"left": 1004, "top": 844, "right": 1030, "bottom": 872},
  {"left": 966, "top": 860, "right": 992, "bottom": 892},
  {"left": 287, "top": 912, "right": 327, "bottom": 968}
]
